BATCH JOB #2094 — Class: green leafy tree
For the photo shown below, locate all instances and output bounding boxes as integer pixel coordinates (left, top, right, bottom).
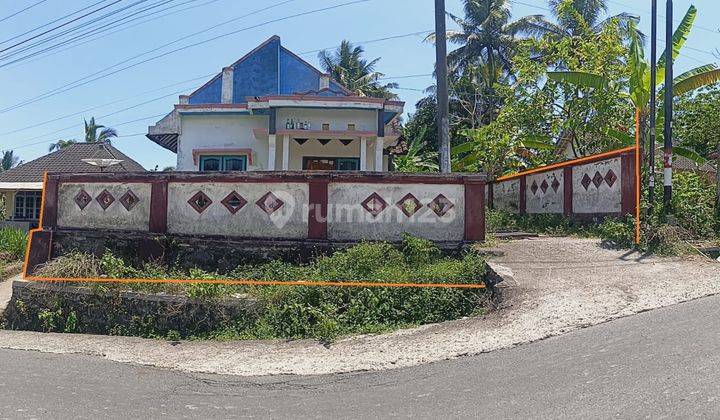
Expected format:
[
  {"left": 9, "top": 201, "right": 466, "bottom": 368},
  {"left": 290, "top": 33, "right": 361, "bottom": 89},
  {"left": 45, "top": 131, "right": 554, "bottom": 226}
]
[
  {"left": 392, "top": 128, "right": 439, "bottom": 173},
  {"left": 0, "top": 150, "right": 20, "bottom": 171},
  {"left": 318, "top": 40, "right": 398, "bottom": 99},
  {"left": 48, "top": 139, "right": 77, "bottom": 152}
]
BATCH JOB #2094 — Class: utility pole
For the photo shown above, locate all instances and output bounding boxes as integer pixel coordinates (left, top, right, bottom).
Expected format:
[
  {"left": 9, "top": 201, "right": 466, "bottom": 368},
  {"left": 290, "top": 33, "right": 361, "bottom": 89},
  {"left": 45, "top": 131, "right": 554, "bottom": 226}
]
[
  {"left": 648, "top": 0, "right": 658, "bottom": 212},
  {"left": 663, "top": 0, "right": 674, "bottom": 212},
  {"left": 434, "top": 0, "right": 451, "bottom": 173}
]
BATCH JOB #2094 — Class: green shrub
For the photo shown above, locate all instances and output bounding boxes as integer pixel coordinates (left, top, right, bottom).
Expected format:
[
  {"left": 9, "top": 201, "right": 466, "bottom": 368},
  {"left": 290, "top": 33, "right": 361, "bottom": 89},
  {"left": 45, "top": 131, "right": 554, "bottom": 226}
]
[
  {"left": 25, "top": 239, "right": 490, "bottom": 341},
  {"left": 0, "top": 227, "right": 27, "bottom": 261}
]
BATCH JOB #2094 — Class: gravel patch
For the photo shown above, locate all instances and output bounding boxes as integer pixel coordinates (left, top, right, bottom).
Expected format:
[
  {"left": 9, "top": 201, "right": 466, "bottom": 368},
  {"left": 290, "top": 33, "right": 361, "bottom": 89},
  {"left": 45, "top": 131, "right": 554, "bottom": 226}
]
[{"left": 0, "top": 237, "right": 718, "bottom": 376}]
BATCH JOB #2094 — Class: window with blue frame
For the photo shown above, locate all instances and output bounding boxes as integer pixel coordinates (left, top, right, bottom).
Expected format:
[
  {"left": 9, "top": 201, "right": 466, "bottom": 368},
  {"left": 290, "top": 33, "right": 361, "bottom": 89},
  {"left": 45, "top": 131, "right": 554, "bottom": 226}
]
[{"left": 199, "top": 155, "right": 247, "bottom": 172}]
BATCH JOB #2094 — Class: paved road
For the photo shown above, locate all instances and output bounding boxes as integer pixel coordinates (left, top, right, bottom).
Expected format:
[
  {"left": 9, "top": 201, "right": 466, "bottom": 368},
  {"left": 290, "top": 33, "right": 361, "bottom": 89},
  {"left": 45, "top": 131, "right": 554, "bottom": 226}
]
[{"left": 2, "top": 295, "right": 720, "bottom": 419}]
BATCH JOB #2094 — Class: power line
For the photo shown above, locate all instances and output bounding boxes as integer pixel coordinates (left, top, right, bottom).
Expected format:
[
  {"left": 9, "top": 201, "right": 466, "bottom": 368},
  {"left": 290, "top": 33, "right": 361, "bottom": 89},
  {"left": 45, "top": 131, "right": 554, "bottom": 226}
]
[
  {"left": 0, "top": 0, "right": 50, "bottom": 24},
  {"left": 0, "top": 72, "right": 214, "bottom": 137},
  {"left": 0, "top": 0, "right": 127, "bottom": 54},
  {"left": 297, "top": 30, "right": 433, "bottom": 56},
  {"left": 0, "top": 0, "right": 185, "bottom": 66},
  {"left": 0, "top": 0, "right": 114, "bottom": 46},
  {"left": 0, "top": 0, "right": 222, "bottom": 71},
  {"left": 0, "top": 0, "right": 369, "bottom": 115}
]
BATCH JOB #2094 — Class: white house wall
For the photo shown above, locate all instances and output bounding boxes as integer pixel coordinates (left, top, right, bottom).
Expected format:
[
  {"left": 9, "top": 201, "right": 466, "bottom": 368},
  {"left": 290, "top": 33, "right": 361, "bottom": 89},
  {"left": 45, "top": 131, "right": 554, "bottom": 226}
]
[
  {"left": 276, "top": 108, "right": 377, "bottom": 133},
  {"left": 177, "top": 114, "right": 269, "bottom": 171}
]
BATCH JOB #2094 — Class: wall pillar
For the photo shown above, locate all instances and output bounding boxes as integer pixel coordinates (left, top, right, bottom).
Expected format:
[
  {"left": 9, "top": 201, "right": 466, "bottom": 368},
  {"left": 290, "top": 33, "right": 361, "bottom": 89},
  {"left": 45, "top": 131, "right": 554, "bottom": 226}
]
[
  {"left": 621, "top": 152, "right": 637, "bottom": 216},
  {"left": 221, "top": 67, "right": 234, "bottom": 104},
  {"left": 41, "top": 179, "right": 59, "bottom": 228},
  {"left": 6, "top": 191, "right": 15, "bottom": 220},
  {"left": 519, "top": 176, "right": 527, "bottom": 214},
  {"left": 267, "top": 134, "right": 277, "bottom": 171},
  {"left": 149, "top": 179, "right": 168, "bottom": 234},
  {"left": 563, "top": 167, "right": 573, "bottom": 216},
  {"left": 359, "top": 137, "right": 367, "bottom": 171},
  {"left": 464, "top": 178, "right": 486, "bottom": 242},
  {"left": 282, "top": 134, "right": 290, "bottom": 170},
  {"left": 307, "top": 178, "right": 328, "bottom": 240},
  {"left": 374, "top": 137, "right": 384, "bottom": 172}
]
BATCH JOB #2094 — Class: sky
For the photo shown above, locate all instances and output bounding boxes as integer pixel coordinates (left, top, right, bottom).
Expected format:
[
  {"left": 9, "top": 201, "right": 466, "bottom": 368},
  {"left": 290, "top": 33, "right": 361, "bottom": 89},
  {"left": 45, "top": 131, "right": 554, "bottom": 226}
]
[{"left": 0, "top": 0, "right": 717, "bottom": 170}]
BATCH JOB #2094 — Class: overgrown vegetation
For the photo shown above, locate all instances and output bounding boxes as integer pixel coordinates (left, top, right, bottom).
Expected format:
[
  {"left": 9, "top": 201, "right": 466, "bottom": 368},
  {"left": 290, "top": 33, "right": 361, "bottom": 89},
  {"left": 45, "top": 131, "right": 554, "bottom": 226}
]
[
  {"left": 488, "top": 171, "right": 719, "bottom": 256},
  {"left": 0, "top": 227, "right": 26, "bottom": 262},
  {"left": 16, "top": 237, "right": 490, "bottom": 342}
]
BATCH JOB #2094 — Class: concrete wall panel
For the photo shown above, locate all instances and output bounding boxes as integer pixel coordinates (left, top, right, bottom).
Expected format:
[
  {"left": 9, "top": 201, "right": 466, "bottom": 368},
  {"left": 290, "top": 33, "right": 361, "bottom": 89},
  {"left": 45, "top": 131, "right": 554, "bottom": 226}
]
[
  {"left": 57, "top": 182, "right": 151, "bottom": 231},
  {"left": 493, "top": 179, "right": 520, "bottom": 213},
  {"left": 572, "top": 157, "right": 622, "bottom": 214},
  {"left": 327, "top": 183, "right": 465, "bottom": 242},
  {"left": 167, "top": 182, "right": 308, "bottom": 238},
  {"left": 525, "top": 170, "right": 563, "bottom": 214}
]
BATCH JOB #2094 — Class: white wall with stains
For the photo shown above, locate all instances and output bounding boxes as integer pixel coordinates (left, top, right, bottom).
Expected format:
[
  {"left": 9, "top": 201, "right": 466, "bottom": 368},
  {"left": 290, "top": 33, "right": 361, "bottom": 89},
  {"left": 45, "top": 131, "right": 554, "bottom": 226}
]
[
  {"left": 525, "top": 170, "right": 563, "bottom": 214},
  {"left": 57, "top": 182, "right": 151, "bottom": 231},
  {"left": 572, "top": 158, "right": 622, "bottom": 214},
  {"left": 493, "top": 179, "right": 520, "bottom": 213},
  {"left": 326, "top": 183, "right": 465, "bottom": 242}
]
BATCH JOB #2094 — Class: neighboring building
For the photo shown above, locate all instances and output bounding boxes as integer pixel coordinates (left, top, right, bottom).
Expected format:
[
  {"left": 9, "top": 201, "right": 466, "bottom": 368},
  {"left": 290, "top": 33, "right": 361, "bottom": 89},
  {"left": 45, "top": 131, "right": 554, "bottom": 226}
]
[
  {"left": 0, "top": 142, "right": 145, "bottom": 229},
  {"left": 147, "top": 36, "right": 404, "bottom": 172}
]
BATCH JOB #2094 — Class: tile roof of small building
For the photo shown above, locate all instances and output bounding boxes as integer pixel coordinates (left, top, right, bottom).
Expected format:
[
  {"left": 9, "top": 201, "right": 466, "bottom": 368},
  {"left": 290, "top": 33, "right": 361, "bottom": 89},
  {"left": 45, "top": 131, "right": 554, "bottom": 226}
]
[{"left": 0, "top": 142, "right": 145, "bottom": 183}]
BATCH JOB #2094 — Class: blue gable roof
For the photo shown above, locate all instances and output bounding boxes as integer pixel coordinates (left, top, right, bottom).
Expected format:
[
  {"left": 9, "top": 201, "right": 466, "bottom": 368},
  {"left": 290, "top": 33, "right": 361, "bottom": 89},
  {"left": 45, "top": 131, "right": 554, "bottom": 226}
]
[{"left": 189, "top": 36, "right": 350, "bottom": 105}]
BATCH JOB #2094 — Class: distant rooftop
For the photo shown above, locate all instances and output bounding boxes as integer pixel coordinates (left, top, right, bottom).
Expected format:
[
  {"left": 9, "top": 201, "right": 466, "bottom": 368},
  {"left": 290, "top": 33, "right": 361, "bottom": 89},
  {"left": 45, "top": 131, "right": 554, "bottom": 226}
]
[{"left": 0, "top": 142, "right": 145, "bottom": 184}]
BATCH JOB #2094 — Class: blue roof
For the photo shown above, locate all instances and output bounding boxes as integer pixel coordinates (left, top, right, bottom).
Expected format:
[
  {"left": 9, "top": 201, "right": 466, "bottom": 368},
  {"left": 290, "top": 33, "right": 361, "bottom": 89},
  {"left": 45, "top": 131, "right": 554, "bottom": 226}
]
[{"left": 188, "top": 36, "right": 350, "bottom": 105}]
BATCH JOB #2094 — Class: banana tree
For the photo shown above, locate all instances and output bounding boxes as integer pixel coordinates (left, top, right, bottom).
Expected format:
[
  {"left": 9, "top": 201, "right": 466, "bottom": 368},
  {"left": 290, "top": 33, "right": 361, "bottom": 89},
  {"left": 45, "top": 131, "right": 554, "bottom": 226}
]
[{"left": 547, "top": 6, "right": 720, "bottom": 150}]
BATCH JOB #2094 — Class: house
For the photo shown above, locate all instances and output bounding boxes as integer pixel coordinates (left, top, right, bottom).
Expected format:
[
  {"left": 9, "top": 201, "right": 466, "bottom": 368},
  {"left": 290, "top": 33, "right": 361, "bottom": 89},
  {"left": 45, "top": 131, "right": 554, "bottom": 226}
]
[
  {"left": 146, "top": 36, "right": 404, "bottom": 172},
  {"left": 0, "top": 142, "right": 145, "bottom": 230}
]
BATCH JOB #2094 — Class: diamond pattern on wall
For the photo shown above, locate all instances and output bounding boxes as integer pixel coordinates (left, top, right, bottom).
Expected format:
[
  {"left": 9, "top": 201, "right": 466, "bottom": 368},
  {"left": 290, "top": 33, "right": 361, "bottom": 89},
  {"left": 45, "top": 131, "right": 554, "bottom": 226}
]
[
  {"left": 551, "top": 178, "right": 560, "bottom": 193},
  {"left": 339, "top": 139, "right": 353, "bottom": 146},
  {"left": 530, "top": 181, "right": 539, "bottom": 196},
  {"left": 188, "top": 191, "right": 212, "bottom": 213},
  {"left": 540, "top": 179, "right": 549, "bottom": 194},
  {"left": 95, "top": 189, "right": 115, "bottom": 210},
  {"left": 119, "top": 190, "right": 139, "bottom": 211},
  {"left": 74, "top": 189, "right": 92, "bottom": 210},
  {"left": 221, "top": 191, "right": 247, "bottom": 214},
  {"left": 429, "top": 194, "right": 454, "bottom": 217},
  {"left": 256, "top": 192, "right": 284, "bottom": 215},
  {"left": 361, "top": 192, "right": 387, "bottom": 217},
  {"left": 592, "top": 171, "right": 604, "bottom": 188},
  {"left": 604, "top": 169, "right": 617, "bottom": 188},
  {"left": 581, "top": 174, "right": 592, "bottom": 191},
  {"left": 318, "top": 139, "right": 332, "bottom": 146},
  {"left": 396, "top": 193, "right": 422, "bottom": 217}
]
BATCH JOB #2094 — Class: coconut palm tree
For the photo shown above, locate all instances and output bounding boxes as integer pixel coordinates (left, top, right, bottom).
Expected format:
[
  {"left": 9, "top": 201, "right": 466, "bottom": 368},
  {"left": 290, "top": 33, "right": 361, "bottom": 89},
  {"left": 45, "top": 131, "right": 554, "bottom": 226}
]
[
  {"left": 0, "top": 150, "right": 20, "bottom": 171},
  {"left": 318, "top": 40, "right": 398, "bottom": 99},
  {"left": 48, "top": 139, "right": 77, "bottom": 152},
  {"left": 520, "top": 0, "right": 640, "bottom": 43},
  {"left": 426, "top": 0, "right": 541, "bottom": 76},
  {"left": 84, "top": 117, "right": 117, "bottom": 143}
]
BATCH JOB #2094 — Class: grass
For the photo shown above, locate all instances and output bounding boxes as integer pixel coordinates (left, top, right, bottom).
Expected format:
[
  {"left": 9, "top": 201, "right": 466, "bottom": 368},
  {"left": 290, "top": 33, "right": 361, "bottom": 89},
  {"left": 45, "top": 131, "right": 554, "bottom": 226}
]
[
  {"left": 0, "top": 227, "right": 26, "bottom": 262},
  {"left": 23, "top": 236, "right": 491, "bottom": 342}
]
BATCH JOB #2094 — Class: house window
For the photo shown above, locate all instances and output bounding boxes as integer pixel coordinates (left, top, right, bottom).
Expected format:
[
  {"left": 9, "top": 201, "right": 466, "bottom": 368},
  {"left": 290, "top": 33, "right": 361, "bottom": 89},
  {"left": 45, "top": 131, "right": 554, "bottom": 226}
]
[
  {"left": 303, "top": 157, "right": 360, "bottom": 171},
  {"left": 14, "top": 191, "right": 42, "bottom": 220},
  {"left": 199, "top": 155, "right": 247, "bottom": 172}
]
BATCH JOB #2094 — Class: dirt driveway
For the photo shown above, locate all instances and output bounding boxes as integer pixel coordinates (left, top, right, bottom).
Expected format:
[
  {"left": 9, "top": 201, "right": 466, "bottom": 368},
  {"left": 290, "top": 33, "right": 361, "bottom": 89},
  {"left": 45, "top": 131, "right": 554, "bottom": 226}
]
[{"left": 0, "top": 238, "right": 718, "bottom": 376}]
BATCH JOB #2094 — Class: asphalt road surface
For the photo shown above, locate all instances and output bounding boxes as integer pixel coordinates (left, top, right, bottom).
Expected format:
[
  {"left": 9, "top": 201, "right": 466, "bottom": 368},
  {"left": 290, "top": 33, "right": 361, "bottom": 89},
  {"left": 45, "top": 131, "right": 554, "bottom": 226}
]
[{"left": 2, "top": 294, "right": 720, "bottom": 419}]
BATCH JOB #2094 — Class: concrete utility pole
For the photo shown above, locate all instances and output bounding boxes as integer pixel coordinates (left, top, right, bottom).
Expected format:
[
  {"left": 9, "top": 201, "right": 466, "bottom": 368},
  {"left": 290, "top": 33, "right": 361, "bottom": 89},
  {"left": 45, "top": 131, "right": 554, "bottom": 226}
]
[
  {"left": 663, "top": 0, "right": 674, "bottom": 212},
  {"left": 649, "top": 0, "right": 658, "bottom": 211},
  {"left": 434, "top": 0, "right": 451, "bottom": 173}
]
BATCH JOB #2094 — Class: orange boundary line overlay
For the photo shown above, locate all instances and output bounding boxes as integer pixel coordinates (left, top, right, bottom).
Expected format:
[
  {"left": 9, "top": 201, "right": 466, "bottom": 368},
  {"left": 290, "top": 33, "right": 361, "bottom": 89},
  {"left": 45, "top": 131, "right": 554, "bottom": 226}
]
[
  {"left": 496, "top": 146, "right": 636, "bottom": 182},
  {"left": 21, "top": 173, "right": 485, "bottom": 290}
]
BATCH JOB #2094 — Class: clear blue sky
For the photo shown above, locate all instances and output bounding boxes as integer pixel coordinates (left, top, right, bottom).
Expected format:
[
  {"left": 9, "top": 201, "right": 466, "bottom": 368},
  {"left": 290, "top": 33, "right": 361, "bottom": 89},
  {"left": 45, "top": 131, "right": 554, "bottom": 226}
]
[{"left": 0, "top": 0, "right": 716, "bottom": 170}]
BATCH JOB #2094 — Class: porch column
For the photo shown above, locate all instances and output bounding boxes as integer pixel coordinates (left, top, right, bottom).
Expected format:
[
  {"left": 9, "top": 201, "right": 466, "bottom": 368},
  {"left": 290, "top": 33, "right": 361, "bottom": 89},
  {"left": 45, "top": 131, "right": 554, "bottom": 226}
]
[
  {"left": 282, "top": 134, "right": 290, "bottom": 170},
  {"left": 6, "top": 191, "right": 15, "bottom": 220},
  {"left": 267, "top": 134, "right": 277, "bottom": 170},
  {"left": 374, "top": 137, "right": 384, "bottom": 172},
  {"left": 359, "top": 137, "right": 367, "bottom": 171}
]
